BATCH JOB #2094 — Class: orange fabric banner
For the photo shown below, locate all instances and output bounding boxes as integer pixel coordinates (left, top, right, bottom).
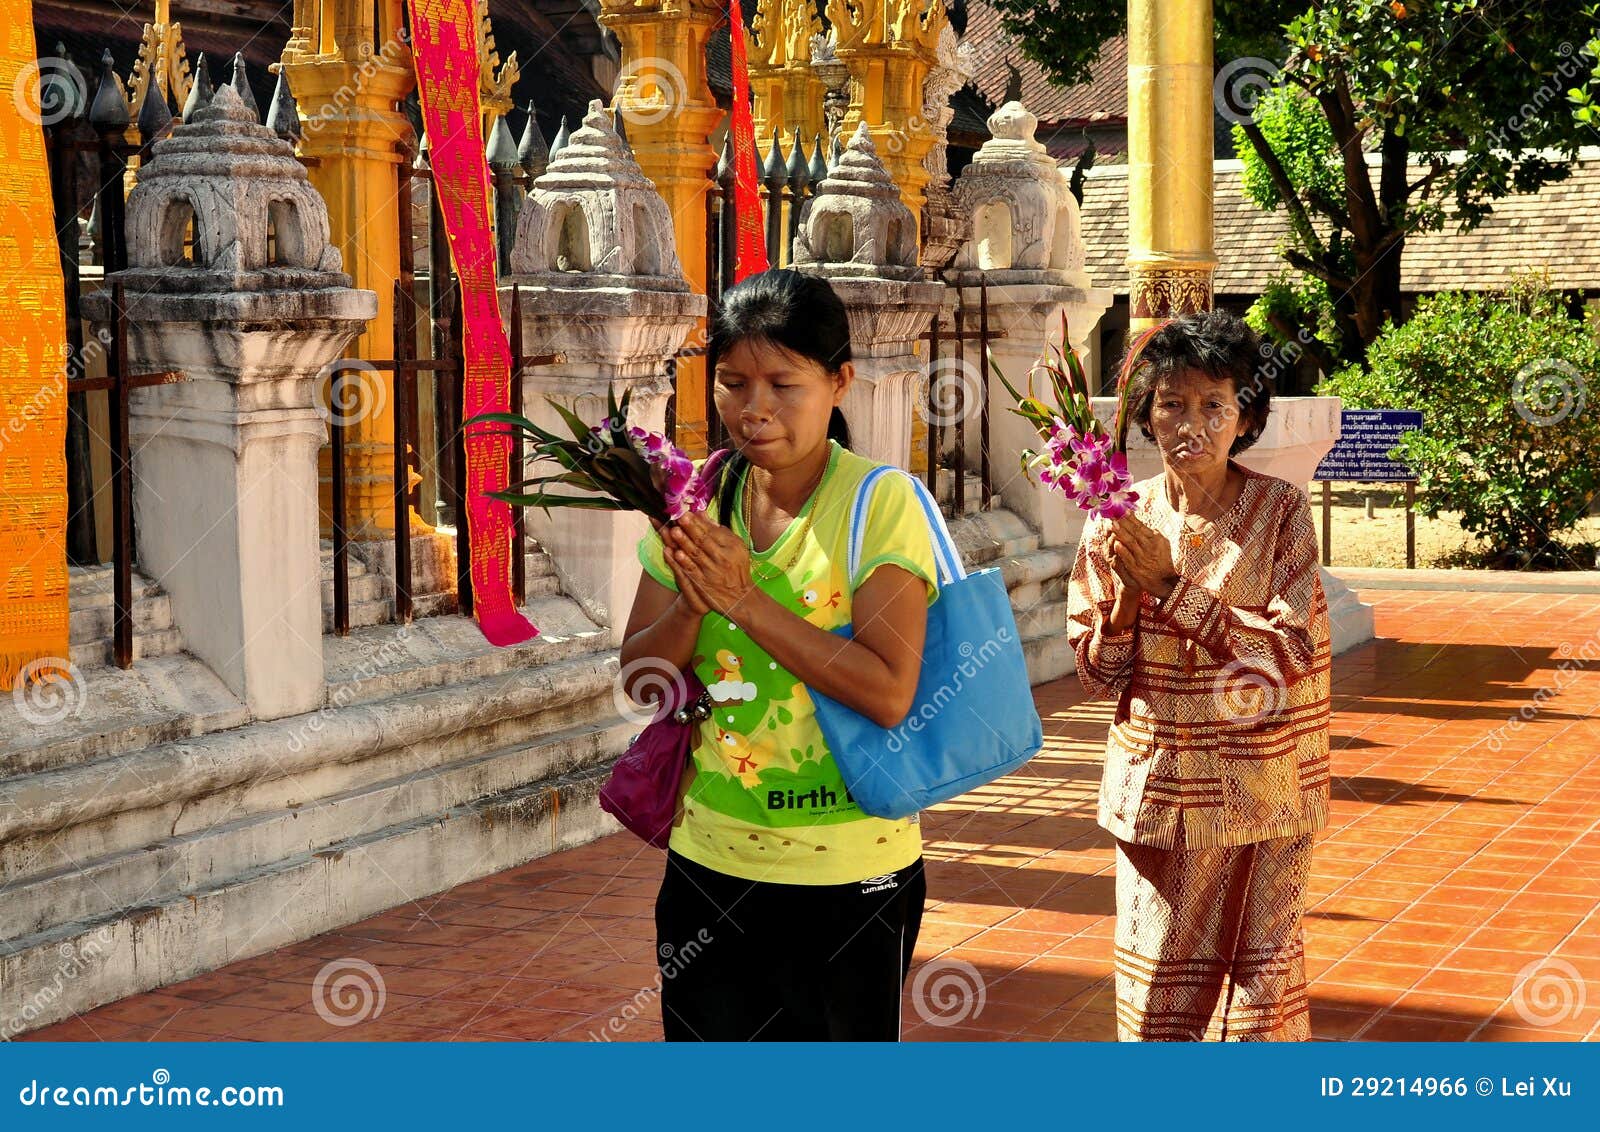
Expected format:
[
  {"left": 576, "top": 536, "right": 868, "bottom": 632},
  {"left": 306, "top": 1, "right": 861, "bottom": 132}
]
[{"left": 0, "top": 2, "right": 71, "bottom": 689}]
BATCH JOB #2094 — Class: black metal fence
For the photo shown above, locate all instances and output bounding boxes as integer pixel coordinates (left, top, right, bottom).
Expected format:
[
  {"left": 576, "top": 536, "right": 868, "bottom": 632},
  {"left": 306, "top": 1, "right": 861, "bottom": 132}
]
[
  {"left": 923, "top": 282, "right": 1000, "bottom": 520},
  {"left": 42, "top": 48, "right": 194, "bottom": 667}
]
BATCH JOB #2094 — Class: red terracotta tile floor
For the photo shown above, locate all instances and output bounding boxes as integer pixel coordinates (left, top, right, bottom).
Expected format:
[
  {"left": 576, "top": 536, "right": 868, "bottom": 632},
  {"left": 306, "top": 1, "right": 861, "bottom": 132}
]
[{"left": 20, "top": 588, "right": 1600, "bottom": 1042}]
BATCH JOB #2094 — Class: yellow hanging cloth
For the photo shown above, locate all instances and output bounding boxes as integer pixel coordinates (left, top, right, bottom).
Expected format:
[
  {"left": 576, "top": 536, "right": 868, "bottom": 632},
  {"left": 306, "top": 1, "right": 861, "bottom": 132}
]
[{"left": 0, "top": 2, "right": 72, "bottom": 689}]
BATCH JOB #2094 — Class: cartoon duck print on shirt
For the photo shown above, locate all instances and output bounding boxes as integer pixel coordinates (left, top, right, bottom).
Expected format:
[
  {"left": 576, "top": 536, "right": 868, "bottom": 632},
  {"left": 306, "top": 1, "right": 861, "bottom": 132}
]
[
  {"left": 798, "top": 582, "right": 842, "bottom": 614},
  {"left": 707, "top": 647, "right": 758, "bottom": 705},
  {"left": 777, "top": 566, "right": 845, "bottom": 627},
  {"left": 690, "top": 560, "right": 850, "bottom": 796}
]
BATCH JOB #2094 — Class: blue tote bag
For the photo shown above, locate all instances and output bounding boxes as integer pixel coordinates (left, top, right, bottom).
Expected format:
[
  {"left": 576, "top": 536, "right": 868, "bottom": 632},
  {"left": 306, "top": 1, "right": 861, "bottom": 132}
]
[{"left": 809, "top": 466, "right": 1044, "bottom": 819}]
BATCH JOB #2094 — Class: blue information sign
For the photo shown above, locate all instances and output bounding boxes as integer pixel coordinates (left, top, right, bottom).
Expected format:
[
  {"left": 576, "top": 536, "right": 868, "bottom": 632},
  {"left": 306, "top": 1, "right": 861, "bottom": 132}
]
[{"left": 1314, "top": 409, "right": 1423, "bottom": 482}]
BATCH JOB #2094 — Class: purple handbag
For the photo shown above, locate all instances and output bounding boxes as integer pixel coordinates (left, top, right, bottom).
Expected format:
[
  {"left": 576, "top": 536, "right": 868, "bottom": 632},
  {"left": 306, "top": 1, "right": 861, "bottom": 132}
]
[{"left": 599, "top": 671, "right": 711, "bottom": 849}]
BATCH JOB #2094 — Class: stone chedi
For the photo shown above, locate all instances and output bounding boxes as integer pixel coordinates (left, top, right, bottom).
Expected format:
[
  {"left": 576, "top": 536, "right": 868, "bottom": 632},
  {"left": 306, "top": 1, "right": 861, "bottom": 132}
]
[
  {"left": 82, "top": 82, "right": 375, "bottom": 720},
  {"left": 949, "top": 100, "right": 1087, "bottom": 287},
  {"left": 943, "top": 99, "right": 1111, "bottom": 553},
  {"left": 510, "top": 100, "right": 690, "bottom": 291},
  {"left": 505, "top": 101, "right": 706, "bottom": 638},
  {"left": 792, "top": 122, "right": 942, "bottom": 468},
  {"left": 121, "top": 83, "right": 348, "bottom": 289},
  {"left": 793, "top": 121, "right": 922, "bottom": 280}
]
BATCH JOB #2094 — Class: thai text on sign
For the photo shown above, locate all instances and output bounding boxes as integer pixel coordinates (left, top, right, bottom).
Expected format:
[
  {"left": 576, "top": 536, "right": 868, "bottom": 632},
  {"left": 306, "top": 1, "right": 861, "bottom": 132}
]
[{"left": 1314, "top": 409, "right": 1423, "bottom": 482}]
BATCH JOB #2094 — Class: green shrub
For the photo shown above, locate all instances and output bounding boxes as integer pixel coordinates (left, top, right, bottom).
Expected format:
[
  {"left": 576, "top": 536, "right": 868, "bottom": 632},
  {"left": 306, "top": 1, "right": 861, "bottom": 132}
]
[{"left": 1317, "top": 278, "right": 1600, "bottom": 566}]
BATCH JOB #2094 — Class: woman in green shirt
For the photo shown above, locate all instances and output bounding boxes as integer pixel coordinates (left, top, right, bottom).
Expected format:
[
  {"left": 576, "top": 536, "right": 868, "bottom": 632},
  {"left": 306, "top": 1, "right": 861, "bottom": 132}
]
[{"left": 622, "top": 270, "right": 940, "bottom": 1040}]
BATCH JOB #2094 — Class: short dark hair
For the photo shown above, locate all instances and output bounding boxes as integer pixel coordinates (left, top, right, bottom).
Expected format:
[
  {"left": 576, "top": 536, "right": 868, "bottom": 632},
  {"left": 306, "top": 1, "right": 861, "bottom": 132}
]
[{"left": 1120, "top": 309, "right": 1273, "bottom": 456}]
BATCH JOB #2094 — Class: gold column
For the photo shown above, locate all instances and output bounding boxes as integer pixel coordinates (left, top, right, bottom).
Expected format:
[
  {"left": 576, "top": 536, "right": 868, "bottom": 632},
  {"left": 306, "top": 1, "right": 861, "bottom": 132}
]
[
  {"left": 281, "top": 0, "right": 415, "bottom": 537},
  {"left": 825, "top": 0, "right": 944, "bottom": 223},
  {"left": 599, "top": 0, "right": 724, "bottom": 455},
  {"left": 1126, "top": 0, "right": 1216, "bottom": 329}
]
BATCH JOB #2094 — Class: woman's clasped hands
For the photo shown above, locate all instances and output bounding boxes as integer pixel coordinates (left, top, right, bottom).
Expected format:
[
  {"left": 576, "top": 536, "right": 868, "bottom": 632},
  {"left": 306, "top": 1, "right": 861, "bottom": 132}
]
[
  {"left": 661, "top": 510, "right": 755, "bottom": 617},
  {"left": 1107, "top": 514, "right": 1180, "bottom": 602}
]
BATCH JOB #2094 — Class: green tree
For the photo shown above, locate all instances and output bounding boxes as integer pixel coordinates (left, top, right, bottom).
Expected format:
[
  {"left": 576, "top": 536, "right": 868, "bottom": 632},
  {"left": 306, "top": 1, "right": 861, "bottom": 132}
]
[
  {"left": 990, "top": 0, "right": 1597, "bottom": 370},
  {"left": 1317, "top": 277, "right": 1600, "bottom": 564},
  {"left": 1568, "top": 6, "right": 1600, "bottom": 126}
]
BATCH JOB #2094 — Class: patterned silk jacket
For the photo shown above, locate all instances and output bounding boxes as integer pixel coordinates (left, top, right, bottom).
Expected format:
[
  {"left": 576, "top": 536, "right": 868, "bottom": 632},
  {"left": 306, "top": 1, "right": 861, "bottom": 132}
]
[{"left": 1066, "top": 461, "right": 1332, "bottom": 850}]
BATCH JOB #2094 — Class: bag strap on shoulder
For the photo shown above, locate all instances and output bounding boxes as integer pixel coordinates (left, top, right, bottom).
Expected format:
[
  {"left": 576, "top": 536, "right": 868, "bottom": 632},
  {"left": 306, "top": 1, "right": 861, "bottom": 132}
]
[{"left": 844, "top": 465, "right": 967, "bottom": 587}]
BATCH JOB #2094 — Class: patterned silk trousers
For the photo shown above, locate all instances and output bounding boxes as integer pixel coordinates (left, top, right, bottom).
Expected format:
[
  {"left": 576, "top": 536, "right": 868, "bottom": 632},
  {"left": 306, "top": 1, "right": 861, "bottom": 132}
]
[{"left": 1113, "top": 831, "right": 1315, "bottom": 1041}]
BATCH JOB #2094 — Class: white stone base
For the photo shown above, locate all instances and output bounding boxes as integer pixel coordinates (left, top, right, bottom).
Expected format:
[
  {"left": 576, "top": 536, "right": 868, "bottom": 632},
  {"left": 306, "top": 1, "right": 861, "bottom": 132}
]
[
  {"left": 1322, "top": 568, "right": 1377, "bottom": 657},
  {"left": 0, "top": 598, "right": 626, "bottom": 1037}
]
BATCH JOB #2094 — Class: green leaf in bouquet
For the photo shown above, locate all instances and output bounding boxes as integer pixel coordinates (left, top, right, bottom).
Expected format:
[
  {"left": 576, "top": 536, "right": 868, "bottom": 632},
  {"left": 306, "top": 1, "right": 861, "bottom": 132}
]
[
  {"left": 534, "top": 441, "right": 594, "bottom": 473},
  {"left": 465, "top": 411, "right": 564, "bottom": 445},
  {"left": 604, "top": 382, "right": 633, "bottom": 449},
  {"left": 487, "top": 490, "right": 628, "bottom": 512},
  {"left": 590, "top": 447, "right": 668, "bottom": 520},
  {"left": 548, "top": 399, "right": 600, "bottom": 445},
  {"left": 989, "top": 347, "right": 1037, "bottom": 412},
  {"left": 504, "top": 470, "right": 603, "bottom": 493}
]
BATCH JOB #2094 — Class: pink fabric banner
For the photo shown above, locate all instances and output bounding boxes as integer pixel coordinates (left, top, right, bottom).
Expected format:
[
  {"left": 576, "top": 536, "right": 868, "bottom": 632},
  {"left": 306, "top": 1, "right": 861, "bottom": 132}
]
[
  {"left": 407, "top": 0, "right": 537, "bottom": 645},
  {"left": 727, "top": 0, "right": 770, "bottom": 281}
]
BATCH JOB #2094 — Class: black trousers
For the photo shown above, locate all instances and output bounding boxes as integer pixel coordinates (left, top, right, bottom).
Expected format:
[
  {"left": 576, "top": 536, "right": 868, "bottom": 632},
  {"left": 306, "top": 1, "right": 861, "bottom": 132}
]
[{"left": 655, "top": 849, "right": 926, "bottom": 1041}]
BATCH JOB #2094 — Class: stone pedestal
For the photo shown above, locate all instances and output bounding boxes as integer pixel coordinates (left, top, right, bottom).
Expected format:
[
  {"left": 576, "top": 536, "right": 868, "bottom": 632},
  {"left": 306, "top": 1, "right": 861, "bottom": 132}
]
[
  {"left": 830, "top": 278, "right": 943, "bottom": 468},
  {"left": 82, "top": 85, "right": 376, "bottom": 717},
  {"left": 507, "top": 289, "right": 703, "bottom": 637},
  {"left": 506, "top": 103, "right": 707, "bottom": 640},
  {"left": 111, "top": 302, "right": 370, "bottom": 716}
]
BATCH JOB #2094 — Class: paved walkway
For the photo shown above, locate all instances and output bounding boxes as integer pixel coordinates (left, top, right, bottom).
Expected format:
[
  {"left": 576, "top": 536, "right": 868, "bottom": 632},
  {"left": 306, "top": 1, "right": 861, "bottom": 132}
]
[{"left": 22, "top": 589, "right": 1600, "bottom": 1042}]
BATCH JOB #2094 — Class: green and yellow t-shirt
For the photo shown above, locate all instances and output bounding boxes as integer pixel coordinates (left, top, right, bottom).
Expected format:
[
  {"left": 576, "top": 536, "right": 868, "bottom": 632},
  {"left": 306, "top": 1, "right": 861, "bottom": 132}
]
[{"left": 637, "top": 440, "right": 940, "bottom": 885}]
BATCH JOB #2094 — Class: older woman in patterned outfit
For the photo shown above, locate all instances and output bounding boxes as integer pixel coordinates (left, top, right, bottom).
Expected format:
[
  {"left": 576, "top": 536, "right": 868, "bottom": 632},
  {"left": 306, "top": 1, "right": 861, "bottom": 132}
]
[{"left": 1067, "top": 310, "right": 1332, "bottom": 1041}]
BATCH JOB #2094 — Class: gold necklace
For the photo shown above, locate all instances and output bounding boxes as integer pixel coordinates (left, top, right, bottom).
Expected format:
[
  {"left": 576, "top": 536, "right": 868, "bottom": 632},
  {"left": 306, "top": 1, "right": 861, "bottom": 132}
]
[{"left": 742, "top": 450, "right": 834, "bottom": 576}]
